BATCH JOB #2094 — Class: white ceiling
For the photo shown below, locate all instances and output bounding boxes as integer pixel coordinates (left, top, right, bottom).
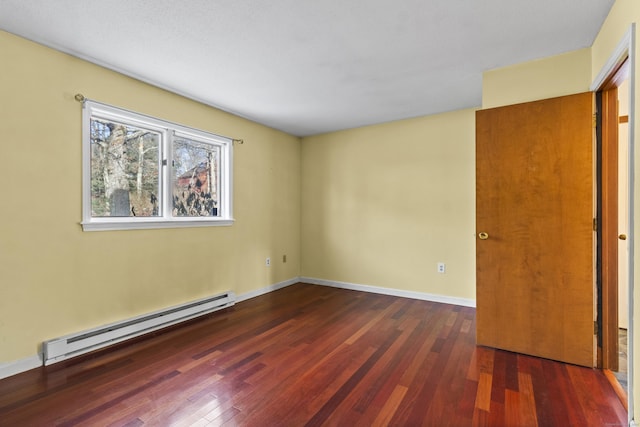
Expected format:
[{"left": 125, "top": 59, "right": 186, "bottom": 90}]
[{"left": 0, "top": 0, "right": 615, "bottom": 136}]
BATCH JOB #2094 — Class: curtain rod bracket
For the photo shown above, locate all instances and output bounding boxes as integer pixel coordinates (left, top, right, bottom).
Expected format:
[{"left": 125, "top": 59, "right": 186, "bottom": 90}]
[{"left": 74, "top": 93, "right": 85, "bottom": 102}]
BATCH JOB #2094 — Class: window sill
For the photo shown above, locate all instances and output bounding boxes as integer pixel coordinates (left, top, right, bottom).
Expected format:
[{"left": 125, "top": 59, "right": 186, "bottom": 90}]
[{"left": 81, "top": 218, "right": 235, "bottom": 232}]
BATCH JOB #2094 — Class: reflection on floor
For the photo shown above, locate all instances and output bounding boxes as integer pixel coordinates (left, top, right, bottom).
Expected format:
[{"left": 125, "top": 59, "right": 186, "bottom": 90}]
[{"left": 614, "top": 328, "right": 628, "bottom": 394}]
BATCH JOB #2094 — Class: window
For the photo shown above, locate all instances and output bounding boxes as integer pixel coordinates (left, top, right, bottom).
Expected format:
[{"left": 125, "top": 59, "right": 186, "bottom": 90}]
[{"left": 82, "top": 101, "right": 233, "bottom": 231}]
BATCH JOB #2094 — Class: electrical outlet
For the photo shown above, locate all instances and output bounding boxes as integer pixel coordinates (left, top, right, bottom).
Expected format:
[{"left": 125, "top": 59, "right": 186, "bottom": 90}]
[
  {"left": 437, "top": 262, "right": 446, "bottom": 273},
  {"left": 266, "top": 257, "right": 271, "bottom": 267}
]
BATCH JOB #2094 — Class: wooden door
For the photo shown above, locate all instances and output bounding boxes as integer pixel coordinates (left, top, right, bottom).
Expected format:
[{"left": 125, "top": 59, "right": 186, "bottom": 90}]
[{"left": 476, "top": 92, "right": 595, "bottom": 367}]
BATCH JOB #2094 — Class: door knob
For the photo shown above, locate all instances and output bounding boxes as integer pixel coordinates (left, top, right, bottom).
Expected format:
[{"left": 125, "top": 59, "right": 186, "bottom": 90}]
[
  {"left": 478, "top": 232, "right": 489, "bottom": 240},
  {"left": 619, "top": 234, "right": 627, "bottom": 241}
]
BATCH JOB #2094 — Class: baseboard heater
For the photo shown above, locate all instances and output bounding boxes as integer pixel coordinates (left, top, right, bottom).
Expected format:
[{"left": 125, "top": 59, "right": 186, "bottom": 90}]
[{"left": 43, "top": 291, "right": 235, "bottom": 365}]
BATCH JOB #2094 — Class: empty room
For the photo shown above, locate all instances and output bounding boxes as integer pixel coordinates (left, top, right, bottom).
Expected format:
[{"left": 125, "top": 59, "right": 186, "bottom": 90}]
[{"left": 0, "top": 0, "right": 638, "bottom": 425}]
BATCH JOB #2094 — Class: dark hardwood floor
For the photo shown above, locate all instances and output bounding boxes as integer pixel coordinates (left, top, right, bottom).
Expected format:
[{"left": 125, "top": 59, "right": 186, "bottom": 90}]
[{"left": 0, "top": 283, "right": 628, "bottom": 426}]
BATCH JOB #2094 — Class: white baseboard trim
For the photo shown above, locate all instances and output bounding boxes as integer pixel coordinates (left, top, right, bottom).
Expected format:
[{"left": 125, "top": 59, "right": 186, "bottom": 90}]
[
  {"left": 236, "top": 277, "right": 300, "bottom": 303},
  {"left": 301, "top": 277, "right": 476, "bottom": 308},
  {"left": 0, "top": 354, "right": 42, "bottom": 380}
]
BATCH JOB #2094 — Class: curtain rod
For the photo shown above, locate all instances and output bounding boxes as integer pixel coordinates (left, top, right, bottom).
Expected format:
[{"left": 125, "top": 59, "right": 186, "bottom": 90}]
[{"left": 74, "top": 93, "right": 244, "bottom": 145}]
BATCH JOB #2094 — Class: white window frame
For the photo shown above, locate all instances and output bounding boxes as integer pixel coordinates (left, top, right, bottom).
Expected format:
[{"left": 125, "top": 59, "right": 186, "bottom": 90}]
[{"left": 82, "top": 100, "right": 234, "bottom": 231}]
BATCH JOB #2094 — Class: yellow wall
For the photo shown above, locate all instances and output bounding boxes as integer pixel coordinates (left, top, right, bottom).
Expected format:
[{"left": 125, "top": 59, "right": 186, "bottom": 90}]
[
  {"left": 301, "top": 109, "right": 477, "bottom": 301},
  {"left": 482, "top": 48, "right": 592, "bottom": 108},
  {"left": 591, "top": 0, "right": 640, "bottom": 419},
  {"left": 0, "top": 31, "right": 301, "bottom": 363}
]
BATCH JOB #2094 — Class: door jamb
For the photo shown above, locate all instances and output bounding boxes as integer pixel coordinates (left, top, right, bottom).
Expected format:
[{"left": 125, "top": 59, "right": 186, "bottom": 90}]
[
  {"left": 596, "top": 83, "right": 620, "bottom": 371},
  {"left": 591, "top": 24, "right": 636, "bottom": 423}
]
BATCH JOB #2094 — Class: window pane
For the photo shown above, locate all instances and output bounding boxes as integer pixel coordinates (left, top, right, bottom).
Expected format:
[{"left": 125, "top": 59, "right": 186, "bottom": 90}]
[
  {"left": 90, "top": 118, "right": 161, "bottom": 217},
  {"left": 172, "top": 138, "right": 220, "bottom": 217}
]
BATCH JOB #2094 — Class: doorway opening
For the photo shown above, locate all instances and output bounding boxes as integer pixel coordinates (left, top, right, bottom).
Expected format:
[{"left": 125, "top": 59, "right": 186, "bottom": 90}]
[
  {"left": 596, "top": 60, "right": 629, "bottom": 384},
  {"left": 615, "top": 76, "right": 631, "bottom": 393},
  {"left": 593, "top": 26, "right": 634, "bottom": 419}
]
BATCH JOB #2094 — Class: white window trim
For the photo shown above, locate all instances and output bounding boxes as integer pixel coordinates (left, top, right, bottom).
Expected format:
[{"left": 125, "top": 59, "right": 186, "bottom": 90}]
[{"left": 81, "top": 100, "right": 234, "bottom": 231}]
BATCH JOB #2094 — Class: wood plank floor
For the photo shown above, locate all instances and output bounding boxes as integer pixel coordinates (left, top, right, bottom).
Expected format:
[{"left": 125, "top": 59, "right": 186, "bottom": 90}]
[{"left": 0, "top": 283, "right": 628, "bottom": 426}]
